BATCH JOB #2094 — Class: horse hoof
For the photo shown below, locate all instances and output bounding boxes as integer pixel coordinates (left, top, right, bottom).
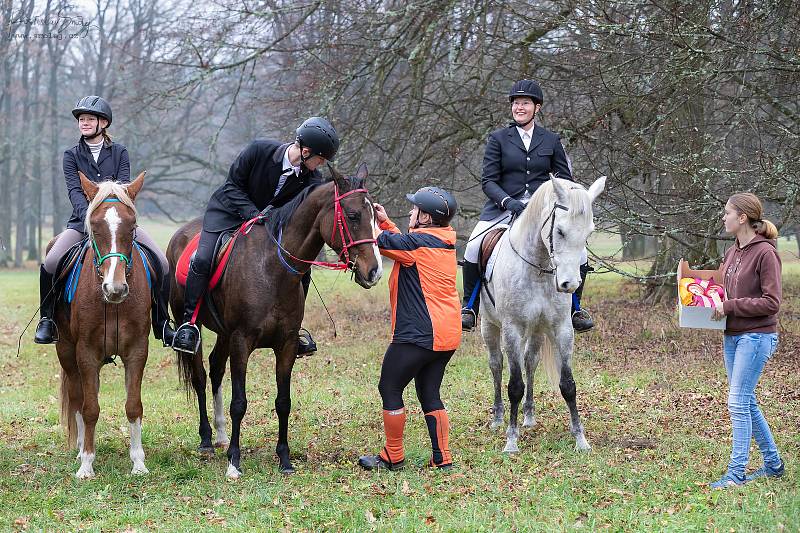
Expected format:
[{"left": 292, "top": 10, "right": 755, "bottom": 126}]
[
  {"left": 75, "top": 467, "right": 95, "bottom": 479},
  {"left": 198, "top": 445, "right": 215, "bottom": 456},
  {"left": 489, "top": 419, "right": 503, "bottom": 430},
  {"left": 225, "top": 463, "right": 242, "bottom": 479},
  {"left": 131, "top": 464, "right": 149, "bottom": 475},
  {"left": 280, "top": 465, "right": 296, "bottom": 475},
  {"left": 502, "top": 442, "right": 519, "bottom": 454},
  {"left": 522, "top": 416, "right": 536, "bottom": 428},
  {"left": 214, "top": 440, "right": 229, "bottom": 449},
  {"left": 575, "top": 440, "right": 591, "bottom": 452}
]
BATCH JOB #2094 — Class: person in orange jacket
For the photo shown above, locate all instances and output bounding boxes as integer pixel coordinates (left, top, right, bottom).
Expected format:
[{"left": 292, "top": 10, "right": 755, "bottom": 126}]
[{"left": 358, "top": 186, "right": 461, "bottom": 471}]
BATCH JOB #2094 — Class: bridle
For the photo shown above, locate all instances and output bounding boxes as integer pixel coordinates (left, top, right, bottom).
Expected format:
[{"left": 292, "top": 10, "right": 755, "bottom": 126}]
[
  {"left": 90, "top": 198, "right": 134, "bottom": 279},
  {"left": 252, "top": 182, "right": 377, "bottom": 275},
  {"left": 508, "top": 201, "right": 570, "bottom": 276}
]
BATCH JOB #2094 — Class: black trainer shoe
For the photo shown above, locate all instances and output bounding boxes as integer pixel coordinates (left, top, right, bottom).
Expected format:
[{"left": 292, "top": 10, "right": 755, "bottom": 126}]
[
  {"left": 572, "top": 309, "right": 594, "bottom": 333},
  {"left": 357, "top": 454, "right": 405, "bottom": 471},
  {"left": 172, "top": 322, "right": 201, "bottom": 354}
]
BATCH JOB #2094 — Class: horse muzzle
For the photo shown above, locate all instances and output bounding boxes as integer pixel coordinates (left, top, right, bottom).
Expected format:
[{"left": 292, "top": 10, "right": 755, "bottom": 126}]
[
  {"left": 354, "top": 265, "right": 382, "bottom": 289},
  {"left": 102, "top": 281, "right": 129, "bottom": 303},
  {"left": 556, "top": 278, "right": 580, "bottom": 294}
]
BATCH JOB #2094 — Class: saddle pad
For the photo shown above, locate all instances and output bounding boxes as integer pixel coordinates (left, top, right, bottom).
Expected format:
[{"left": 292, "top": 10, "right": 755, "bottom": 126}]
[
  {"left": 480, "top": 227, "right": 509, "bottom": 284},
  {"left": 175, "top": 231, "right": 237, "bottom": 290}
]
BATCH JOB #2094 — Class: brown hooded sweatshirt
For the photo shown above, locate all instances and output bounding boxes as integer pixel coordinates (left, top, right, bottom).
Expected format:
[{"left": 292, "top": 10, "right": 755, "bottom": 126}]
[{"left": 720, "top": 234, "right": 782, "bottom": 335}]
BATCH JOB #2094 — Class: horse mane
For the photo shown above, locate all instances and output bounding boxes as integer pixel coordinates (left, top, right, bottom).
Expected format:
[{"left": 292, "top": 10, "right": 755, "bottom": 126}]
[
  {"left": 519, "top": 177, "right": 593, "bottom": 229},
  {"left": 265, "top": 183, "right": 323, "bottom": 235},
  {"left": 84, "top": 180, "right": 138, "bottom": 235}
]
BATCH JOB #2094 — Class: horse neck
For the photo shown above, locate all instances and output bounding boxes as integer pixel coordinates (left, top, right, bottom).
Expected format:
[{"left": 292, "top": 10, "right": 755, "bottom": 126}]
[{"left": 277, "top": 184, "right": 330, "bottom": 263}]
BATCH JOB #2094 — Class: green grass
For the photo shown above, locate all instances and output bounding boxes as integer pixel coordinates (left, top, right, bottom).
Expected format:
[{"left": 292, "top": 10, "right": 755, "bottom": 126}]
[{"left": 1, "top": 263, "right": 799, "bottom": 531}]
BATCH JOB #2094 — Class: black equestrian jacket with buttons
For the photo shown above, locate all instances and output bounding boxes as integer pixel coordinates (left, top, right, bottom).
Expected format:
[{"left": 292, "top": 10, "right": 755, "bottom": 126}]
[
  {"left": 479, "top": 123, "right": 573, "bottom": 221},
  {"left": 63, "top": 137, "right": 130, "bottom": 232}
]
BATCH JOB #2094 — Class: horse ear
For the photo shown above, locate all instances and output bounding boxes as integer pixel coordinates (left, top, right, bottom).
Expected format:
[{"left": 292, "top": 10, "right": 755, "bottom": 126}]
[
  {"left": 79, "top": 171, "right": 99, "bottom": 200},
  {"left": 127, "top": 171, "right": 146, "bottom": 201},
  {"left": 587, "top": 175, "right": 606, "bottom": 203},
  {"left": 327, "top": 163, "right": 348, "bottom": 191},
  {"left": 355, "top": 162, "right": 368, "bottom": 183},
  {"left": 550, "top": 175, "right": 568, "bottom": 205}
]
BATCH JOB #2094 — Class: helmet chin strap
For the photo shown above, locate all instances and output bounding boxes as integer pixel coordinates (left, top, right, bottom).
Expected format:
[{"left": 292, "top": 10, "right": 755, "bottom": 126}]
[
  {"left": 82, "top": 122, "right": 103, "bottom": 141},
  {"left": 513, "top": 111, "right": 536, "bottom": 128}
]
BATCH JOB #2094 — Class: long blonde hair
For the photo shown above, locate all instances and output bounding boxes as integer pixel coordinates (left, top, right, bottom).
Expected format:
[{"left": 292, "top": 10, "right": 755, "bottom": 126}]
[{"left": 728, "top": 192, "right": 778, "bottom": 239}]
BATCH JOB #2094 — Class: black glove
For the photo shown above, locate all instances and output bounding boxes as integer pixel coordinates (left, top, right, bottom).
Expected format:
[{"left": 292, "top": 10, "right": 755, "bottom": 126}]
[{"left": 504, "top": 198, "right": 526, "bottom": 215}]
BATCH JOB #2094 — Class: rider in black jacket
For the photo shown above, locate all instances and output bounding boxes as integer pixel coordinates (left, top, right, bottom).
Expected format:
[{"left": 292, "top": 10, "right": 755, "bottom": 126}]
[
  {"left": 461, "top": 80, "right": 595, "bottom": 333},
  {"left": 171, "top": 117, "right": 338, "bottom": 356}
]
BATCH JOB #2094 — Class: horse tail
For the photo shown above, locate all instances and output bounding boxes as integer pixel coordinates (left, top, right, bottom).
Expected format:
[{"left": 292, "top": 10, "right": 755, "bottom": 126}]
[
  {"left": 59, "top": 369, "right": 77, "bottom": 448},
  {"left": 175, "top": 349, "right": 195, "bottom": 397},
  {"left": 540, "top": 336, "right": 561, "bottom": 392}
]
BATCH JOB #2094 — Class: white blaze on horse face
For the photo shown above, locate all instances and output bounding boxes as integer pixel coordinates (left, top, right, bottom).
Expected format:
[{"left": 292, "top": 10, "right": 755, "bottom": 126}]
[
  {"left": 365, "top": 198, "right": 383, "bottom": 282},
  {"left": 103, "top": 206, "right": 122, "bottom": 283},
  {"left": 129, "top": 417, "right": 149, "bottom": 475}
]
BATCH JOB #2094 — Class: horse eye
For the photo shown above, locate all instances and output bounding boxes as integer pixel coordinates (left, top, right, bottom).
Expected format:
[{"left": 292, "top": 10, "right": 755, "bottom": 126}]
[
  {"left": 556, "top": 228, "right": 564, "bottom": 237},
  {"left": 348, "top": 212, "right": 360, "bottom": 221}
]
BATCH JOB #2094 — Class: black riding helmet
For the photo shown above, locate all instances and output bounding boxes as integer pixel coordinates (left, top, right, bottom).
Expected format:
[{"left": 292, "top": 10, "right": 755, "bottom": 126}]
[
  {"left": 296, "top": 117, "right": 339, "bottom": 161},
  {"left": 508, "top": 79, "right": 543, "bottom": 105},
  {"left": 72, "top": 95, "right": 113, "bottom": 125},
  {"left": 405, "top": 186, "right": 458, "bottom": 226}
]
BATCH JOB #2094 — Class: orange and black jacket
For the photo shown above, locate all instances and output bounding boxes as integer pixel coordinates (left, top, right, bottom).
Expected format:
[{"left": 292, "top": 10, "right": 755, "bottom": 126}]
[{"left": 377, "top": 219, "right": 461, "bottom": 352}]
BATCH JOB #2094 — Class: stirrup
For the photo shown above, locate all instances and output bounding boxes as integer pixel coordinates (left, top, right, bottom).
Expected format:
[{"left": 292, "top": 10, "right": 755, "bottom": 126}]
[
  {"left": 461, "top": 308, "right": 477, "bottom": 332},
  {"left": 172, "top": 323, "right": 201, "bottom": 354},
  {"left": 161, "top": 320, "right": 177, "bottom": 348}
]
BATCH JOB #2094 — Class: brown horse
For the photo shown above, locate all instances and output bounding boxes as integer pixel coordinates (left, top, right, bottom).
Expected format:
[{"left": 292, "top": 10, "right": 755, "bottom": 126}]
[
  {"left": 167, "top": 164, "right": 381, "bottom": 477},
  {"left": 52, "top": 172, "right": 151, "bottom": 479}
]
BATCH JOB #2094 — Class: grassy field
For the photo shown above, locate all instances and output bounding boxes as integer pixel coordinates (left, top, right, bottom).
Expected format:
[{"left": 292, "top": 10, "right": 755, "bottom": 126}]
[{"left": 1, "top": 239, "right": 799, "bottom": 531}]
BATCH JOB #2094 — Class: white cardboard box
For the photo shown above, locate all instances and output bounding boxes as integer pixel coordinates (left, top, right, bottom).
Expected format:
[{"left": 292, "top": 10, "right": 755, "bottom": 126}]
[{"left": 677, "top": 259, "right": 727, "bottom": 330}]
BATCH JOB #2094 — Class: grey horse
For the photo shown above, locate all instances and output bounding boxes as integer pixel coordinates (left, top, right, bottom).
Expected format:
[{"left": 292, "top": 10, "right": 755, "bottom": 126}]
[{"left": 480, "top": 175, "right": 606, "bottom": 453}]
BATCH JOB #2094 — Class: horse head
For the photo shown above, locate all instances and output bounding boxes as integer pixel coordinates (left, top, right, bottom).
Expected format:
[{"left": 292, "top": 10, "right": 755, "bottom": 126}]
[
  {"left": 324, "top": 163, "right": 383, "bottom": 289},
  {"left": 528, "top": 175, "right": 606, "bottom": 293},
  {"left": 79, "top": 171, "right": 145, "bottom": 303}
]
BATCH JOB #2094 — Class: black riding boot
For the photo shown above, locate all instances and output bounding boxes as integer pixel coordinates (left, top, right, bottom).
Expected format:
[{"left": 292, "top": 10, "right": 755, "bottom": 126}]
[
  {"left": 172, "top": 264, "right": 209, "bottom": 354},
  {"left": 461, "top": 260, "right": 481, "bottom": 331},
  {"left": 297, "top": 271, "right": 317, "bottom": 357},
  {"left": 572, "top": 262, "right": 594, "bottom": 333},
  {"left": 34, "top": 265, "right": 58, "bottom": 344},
  {"left": 150, "top": 261, "right": 176, "bottom": 347}
]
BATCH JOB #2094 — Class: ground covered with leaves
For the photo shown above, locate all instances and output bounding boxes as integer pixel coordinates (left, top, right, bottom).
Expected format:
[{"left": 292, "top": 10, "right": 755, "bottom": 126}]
[{"left": 1, "top": 265, "right": 798, "bottom": 531}]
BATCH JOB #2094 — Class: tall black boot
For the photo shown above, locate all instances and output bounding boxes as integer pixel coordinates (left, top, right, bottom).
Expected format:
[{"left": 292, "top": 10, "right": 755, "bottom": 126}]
[
  {"left": 461, "top": 260, "right": 481, "bottom": 332},
  {"left": 172, "top": 263, "right": 209, "bottom": 354},
  {"left": 34, "top": 265, "right": 58, "bottom": 344},
  {"left": 572, "top": 262, "right": 594, "bottom": 333},
  {"left": 297, "top": 271, "right": 317, "bottom": 357},
  {"left": 150, "top": 260, "right": 176, "bottom": 347}
]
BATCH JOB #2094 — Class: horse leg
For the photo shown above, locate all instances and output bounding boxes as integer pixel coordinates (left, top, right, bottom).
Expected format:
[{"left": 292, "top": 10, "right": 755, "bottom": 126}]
[
  {"left": 76, "top": 351, "right": 100, "bottom": 479},
  {"left": 191, "top": 343, "right": 214, "bottom": 454},
  {"left": 275, "top": 339, "right": 297, "bottom": 474},
  {"left": 209, "top": 337, "right": 230, "bottom": 449},
  {"left": 225, "top": 334, "right": 251, "bottom": 479},
  {"left": 123, "top": 347, "right": 149, "bottom": 475},
  {"left": 57, "top": 344, "right": 84, "bottom": 456},
  {"left": 554, "top": 327, "right": 591, "bottom": 451},
  {"left": 502, "top": 325, "right": 525, "bottom": 453},
  {"left": 482, "top": 320, "right": 504, "bottom": 430},
  {"left": 523, "top": 335, "right": 542, "bottom": 428}
]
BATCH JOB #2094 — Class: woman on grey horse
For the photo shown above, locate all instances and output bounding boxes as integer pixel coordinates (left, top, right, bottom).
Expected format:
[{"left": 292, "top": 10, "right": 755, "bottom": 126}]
[
  {"left": 461, "top": 79, "right": 594, "bottom": 333},
  {"left": 34, "top": 96, "right": 175, "bottom": 347}
]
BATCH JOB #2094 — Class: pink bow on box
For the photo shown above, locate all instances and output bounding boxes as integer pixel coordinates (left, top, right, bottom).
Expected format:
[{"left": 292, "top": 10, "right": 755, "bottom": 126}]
[{"left": 686, "top": 278, "right": 724, "bottom": 308}]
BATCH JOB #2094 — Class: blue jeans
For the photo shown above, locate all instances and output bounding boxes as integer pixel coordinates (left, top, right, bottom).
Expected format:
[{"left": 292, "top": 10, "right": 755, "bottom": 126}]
[{"left": 723, "top": 332, "right": 781, "bottom": 479}]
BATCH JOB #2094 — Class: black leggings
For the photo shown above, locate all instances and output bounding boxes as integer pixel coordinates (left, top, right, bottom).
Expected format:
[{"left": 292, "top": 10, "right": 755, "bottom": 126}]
[{"left": 378, "top": 343, "right": 454, "bottom": 412}]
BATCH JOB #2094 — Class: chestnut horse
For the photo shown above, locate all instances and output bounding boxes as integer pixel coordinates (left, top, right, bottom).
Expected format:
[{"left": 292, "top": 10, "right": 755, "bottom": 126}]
[
  {"left": 52, "top": 172, "right": 151, "bottom": 478},
  {"left": 167, "top": 164, "right": 382, "bottom": 477}
]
